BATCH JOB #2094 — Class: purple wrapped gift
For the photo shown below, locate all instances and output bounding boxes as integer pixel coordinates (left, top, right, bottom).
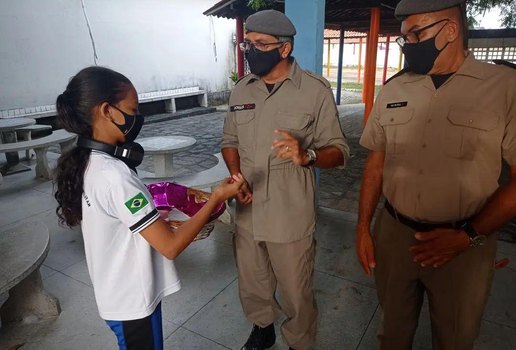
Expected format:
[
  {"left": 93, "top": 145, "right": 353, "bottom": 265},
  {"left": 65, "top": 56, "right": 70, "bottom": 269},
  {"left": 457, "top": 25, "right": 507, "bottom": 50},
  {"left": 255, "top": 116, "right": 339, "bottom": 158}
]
[{"left": 146, "top": 182, "right": 226, "bottom": 222}]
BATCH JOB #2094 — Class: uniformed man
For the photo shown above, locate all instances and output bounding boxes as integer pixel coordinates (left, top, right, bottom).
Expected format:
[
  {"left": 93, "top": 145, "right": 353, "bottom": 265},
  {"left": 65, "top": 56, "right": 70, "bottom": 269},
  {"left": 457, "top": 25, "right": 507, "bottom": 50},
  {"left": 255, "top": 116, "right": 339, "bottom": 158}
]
[
  {"left": 221, "top": 9, "right": 349, "bottom": 350},
  {"left": 356, "top": 0, "right": 516, "bottom": 349}
]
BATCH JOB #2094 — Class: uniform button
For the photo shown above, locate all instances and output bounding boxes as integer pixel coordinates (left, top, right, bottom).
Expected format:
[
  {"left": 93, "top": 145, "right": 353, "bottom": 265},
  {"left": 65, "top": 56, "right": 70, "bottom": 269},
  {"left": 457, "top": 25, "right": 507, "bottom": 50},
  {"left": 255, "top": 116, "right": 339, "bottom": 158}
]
[
  {"left": 422, "top": 144, "right": 427, "bottom": 148},
  {"left": 469, "top": 119, "right": 474, "bottom": 124},
  {"left": 427, "top": 119, "right": 432, "bottom": 123},
  {"left": 390, "top": 118, "right": 395, "bottom": 122},
  {"left": 417, "top": 194, "right": 421, "bottom": 199},
  {"left": 419, "top": 169, "right": 423, "bottom": 175}
]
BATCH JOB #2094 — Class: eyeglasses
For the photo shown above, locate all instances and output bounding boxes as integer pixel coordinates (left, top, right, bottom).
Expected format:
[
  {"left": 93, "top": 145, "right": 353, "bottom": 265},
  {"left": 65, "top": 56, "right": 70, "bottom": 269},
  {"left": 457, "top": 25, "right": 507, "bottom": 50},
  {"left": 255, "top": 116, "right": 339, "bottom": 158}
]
[
  {"left": 239, "top": 41, "right": 285, "bottom": 52},
  {"left": 396, "top": 18, "right": 450, "bottom": 47}
]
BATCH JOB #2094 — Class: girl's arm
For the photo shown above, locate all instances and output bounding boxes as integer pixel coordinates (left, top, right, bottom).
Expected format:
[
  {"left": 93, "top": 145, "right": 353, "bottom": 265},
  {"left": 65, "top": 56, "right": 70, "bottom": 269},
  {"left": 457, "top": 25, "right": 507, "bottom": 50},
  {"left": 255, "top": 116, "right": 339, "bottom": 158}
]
[{"left": 140, "top": 175, "right": 244, "bottom": 259}]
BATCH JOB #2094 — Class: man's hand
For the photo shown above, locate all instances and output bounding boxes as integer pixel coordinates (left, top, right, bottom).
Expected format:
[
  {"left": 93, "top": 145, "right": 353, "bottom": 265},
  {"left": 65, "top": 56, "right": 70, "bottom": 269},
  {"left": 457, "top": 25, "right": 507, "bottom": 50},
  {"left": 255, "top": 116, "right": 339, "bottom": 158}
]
[
  {"left": 356, "top": 225, "right": 376, "bottom": 276},
  {"left": 410, "top": 228, "right": 470, "bottom": 268},
  {"left": 212, "top": 174, "right": 246, "bottom": 203},
  {"left": 271, "top": 130, "right": 309, "bottom": 166},
  {"left": 235, "top": 177, "right": 253, "bottom": 205}
]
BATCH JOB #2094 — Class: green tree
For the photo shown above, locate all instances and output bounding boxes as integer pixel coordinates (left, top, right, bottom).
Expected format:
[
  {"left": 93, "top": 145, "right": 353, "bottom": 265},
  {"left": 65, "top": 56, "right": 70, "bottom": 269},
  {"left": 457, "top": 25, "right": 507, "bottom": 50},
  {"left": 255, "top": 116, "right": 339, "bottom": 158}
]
[
  {"left": 468, "top": 0, "right": 516, "bottom": 27},
  {"left": 247, "top": 0, "right": 274, "bottom": 11}
]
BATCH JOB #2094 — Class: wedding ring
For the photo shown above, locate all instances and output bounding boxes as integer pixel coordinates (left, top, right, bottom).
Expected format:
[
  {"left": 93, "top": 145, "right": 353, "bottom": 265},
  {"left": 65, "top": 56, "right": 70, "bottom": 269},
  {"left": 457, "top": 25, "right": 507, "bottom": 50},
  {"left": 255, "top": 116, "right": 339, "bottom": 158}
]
[{"left": 286, "top": 146, "right": 290, "bottom": 151}]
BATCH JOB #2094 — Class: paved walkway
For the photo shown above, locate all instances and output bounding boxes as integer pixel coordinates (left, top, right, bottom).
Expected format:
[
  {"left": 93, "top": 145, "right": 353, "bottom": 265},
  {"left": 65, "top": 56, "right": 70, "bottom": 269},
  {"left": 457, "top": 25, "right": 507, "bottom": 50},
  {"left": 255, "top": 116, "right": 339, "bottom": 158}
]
[{"left": 0, "top": 104, "right": 514, "bottom": 349}]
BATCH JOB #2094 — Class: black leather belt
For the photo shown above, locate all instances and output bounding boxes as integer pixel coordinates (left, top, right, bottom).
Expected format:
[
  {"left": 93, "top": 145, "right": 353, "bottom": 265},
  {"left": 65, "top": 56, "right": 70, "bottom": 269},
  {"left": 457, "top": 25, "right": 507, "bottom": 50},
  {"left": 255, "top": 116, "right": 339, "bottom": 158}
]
[{"left": 384, "top": 200, "right": 468, "bottom": 232}]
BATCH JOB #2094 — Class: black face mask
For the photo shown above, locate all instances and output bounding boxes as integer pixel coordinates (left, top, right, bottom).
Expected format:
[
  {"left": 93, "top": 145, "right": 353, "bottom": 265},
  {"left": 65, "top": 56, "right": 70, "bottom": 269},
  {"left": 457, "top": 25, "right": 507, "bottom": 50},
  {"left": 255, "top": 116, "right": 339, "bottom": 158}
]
[
  {"left": 110, "top": 104, "right": 144, "bottom": 143},
  {"left": 402, "top": 31, "right": 450, "bottom": 75},
  {"left": 245, "top": 47, "right": 283, "bottom": 76}
]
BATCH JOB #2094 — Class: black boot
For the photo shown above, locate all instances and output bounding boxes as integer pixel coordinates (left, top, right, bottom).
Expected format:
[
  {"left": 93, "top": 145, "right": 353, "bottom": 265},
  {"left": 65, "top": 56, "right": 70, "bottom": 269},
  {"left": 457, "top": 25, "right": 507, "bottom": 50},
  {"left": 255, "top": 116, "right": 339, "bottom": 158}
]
[{"left": 241, "top": 324, "right": 276, "bottom": 350}]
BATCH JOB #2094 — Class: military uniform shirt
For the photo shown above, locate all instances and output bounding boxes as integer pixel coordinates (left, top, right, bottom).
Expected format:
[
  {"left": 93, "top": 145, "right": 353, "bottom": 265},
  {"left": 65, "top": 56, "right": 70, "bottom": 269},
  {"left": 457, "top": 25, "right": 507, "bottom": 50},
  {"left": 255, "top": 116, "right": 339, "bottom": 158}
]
[
  {"left": 222, "top": 60, "right": 349, "bottom": 242},
  {"left": 360, "top": 54, "right": 516, "bottom": 222}
]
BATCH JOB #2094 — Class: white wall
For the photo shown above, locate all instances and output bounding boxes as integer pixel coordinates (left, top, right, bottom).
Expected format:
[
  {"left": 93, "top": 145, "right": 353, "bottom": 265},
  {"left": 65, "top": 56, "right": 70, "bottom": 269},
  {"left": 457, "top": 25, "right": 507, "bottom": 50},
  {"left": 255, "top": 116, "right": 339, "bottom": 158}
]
[{"left": 0, "top": 0, "right": 236, "bottom": 110}]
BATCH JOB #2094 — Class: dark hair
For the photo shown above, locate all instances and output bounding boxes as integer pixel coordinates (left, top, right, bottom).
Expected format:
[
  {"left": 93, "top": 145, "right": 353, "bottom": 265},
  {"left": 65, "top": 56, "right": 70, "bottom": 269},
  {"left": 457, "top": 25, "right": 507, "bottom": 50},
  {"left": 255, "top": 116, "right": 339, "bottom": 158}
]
[
  {"left": 54, "top": 66, "right": 132, "bottom": 227},
  {"left": 277, "top": 36, "right": 294, "bottom": 57}
]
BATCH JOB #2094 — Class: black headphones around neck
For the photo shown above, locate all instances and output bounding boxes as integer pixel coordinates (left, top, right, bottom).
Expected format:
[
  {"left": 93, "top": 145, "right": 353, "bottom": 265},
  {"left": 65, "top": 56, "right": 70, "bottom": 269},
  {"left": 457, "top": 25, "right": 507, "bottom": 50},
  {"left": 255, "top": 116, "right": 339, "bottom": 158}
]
[{"left": 77, "top": 137, "right": 144, "bottom": 170}]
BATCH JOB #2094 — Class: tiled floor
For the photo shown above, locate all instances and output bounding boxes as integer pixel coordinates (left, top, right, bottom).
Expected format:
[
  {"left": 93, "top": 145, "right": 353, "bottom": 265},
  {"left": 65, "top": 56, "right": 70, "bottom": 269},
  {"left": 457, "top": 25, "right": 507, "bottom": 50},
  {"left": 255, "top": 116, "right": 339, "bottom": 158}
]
[{"left": 0, "top": 113, "right": 515, "bottom": 349}]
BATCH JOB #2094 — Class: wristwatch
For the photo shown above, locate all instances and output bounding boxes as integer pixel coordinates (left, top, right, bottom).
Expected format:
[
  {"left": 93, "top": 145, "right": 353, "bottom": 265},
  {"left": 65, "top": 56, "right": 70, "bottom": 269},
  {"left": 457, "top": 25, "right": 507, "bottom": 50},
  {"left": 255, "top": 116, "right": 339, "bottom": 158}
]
[
  {"left": 305, "top": 149, "right": 317, "bottom": 166},
  {"left": 460, "top": 221, "right": 487, "bottom": 247}
]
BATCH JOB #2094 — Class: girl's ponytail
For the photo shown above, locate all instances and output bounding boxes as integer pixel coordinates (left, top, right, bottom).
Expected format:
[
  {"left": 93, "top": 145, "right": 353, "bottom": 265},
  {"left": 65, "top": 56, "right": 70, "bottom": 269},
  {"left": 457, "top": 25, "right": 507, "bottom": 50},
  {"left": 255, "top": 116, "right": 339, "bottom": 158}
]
[{"left": 54, "top": 67, "right": 131, "bottom": 227}]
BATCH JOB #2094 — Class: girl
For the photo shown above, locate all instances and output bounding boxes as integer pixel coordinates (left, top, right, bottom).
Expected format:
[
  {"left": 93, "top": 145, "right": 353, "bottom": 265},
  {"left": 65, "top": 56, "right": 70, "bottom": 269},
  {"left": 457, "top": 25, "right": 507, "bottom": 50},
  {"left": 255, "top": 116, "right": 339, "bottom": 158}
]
[{"left": 54, "top": 66, "right": 243, "bottom": 349}]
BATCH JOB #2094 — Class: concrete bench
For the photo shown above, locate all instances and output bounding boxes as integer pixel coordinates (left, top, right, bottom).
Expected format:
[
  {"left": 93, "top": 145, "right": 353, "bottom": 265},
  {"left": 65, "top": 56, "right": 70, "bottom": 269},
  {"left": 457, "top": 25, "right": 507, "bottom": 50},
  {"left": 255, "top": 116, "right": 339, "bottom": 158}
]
[
  {"left": 0, "top": 87, "right": 208, "bottom": 119},
  {"left": 15, "top": 124, "right": 53, "bottom": 160},
  {"left": 143, "top": 153, "right": 234, "bottom": 224},
  {"left": 0, "top": 129, "right": 76, "bottom": 183},
  {"left": 138, "top": 87, "right": 208, "bottom": 113},
  {"left": 0, "top": 221, "right": 61, "bottom": 328}
]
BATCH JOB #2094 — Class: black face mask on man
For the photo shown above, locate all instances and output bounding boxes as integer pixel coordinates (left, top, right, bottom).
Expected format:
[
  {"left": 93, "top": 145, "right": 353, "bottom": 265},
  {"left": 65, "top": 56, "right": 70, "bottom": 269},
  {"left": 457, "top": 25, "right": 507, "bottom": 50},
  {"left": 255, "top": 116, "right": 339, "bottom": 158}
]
[
  {"left": 245, "top": 46, "right": 283, "bottom": 76},
  {"left": 402, "top": 24, "right": 450, "bottom": 75},
  {"left": 110, "top": 104, "right": 144, "bottom": 143}
]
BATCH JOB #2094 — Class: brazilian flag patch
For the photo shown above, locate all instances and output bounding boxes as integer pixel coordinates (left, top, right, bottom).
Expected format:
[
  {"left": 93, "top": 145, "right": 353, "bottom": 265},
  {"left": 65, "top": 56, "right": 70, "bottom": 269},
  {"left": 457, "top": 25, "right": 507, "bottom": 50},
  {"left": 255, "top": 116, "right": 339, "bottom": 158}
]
[{"left": 125, "top": 192, "right": 149, "bottom": 214}]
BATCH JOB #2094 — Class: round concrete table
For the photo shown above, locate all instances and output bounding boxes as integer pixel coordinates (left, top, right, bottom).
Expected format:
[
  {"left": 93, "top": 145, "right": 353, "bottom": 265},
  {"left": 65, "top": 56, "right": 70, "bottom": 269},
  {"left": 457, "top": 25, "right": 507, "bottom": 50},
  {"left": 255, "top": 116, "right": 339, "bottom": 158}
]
[
  {"left": 0, "top": 118, "right": 36, "bottom": 175},
  {"left": 138, "top": 136, "right": 196, "bottom": 177},
  {"left": 0, "top": 118, "right": 36, "bottom": 132},
  {"left": 0, "top": 221, "right": 60, "bottom": 327}
]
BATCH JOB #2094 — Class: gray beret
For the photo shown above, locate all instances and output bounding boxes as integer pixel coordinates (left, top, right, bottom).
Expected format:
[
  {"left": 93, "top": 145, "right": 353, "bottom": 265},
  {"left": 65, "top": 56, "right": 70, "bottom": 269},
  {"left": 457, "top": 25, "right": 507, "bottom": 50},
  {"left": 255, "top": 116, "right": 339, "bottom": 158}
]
[
  {"left": 395, "top": 0, "right": 465, "bottom": 20},
  {"left": 245, "top": 9, "right": 296, "bottom": 37}
]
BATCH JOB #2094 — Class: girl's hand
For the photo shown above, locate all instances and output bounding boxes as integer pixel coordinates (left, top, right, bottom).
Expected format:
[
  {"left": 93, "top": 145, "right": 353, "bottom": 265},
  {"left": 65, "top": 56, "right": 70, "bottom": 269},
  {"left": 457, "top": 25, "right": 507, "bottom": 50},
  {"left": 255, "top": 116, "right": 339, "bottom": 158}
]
[{"left": 212, "top": 173, "right": 245, "bottom": 202}]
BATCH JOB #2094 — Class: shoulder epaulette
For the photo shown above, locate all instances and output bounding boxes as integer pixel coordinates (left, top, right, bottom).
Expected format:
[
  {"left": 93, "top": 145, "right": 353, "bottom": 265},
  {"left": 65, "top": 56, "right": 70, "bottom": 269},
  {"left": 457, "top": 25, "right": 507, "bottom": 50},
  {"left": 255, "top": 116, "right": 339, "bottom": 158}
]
[
  {"left": 304, "top": 70, "right": 331, "bottom": 88},
  {"left": 384, "top": 68, "right": 409, "bottom": 85},
  {"left": 234, "top": 73, "right": 253, "bottom": 86},
  {"left": 493, "top": 60, "right": 516, "bottom": 70}
]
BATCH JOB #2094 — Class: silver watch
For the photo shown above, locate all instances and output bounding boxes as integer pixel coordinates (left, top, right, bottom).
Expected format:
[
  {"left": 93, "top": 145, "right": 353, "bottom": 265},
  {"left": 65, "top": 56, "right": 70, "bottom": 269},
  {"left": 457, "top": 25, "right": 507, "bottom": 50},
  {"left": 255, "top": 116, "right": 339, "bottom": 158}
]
[
  {"left": 461, "top": 222, "right": 487, "bottom": 247},
  {"left": 306, "top": 149, "right": 317, "bottom": 166}
]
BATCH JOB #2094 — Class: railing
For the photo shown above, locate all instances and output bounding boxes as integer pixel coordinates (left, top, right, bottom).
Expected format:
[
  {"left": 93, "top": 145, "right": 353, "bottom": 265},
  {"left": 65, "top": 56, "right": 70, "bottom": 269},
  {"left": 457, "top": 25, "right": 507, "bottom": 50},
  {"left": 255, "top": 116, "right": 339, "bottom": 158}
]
[{"left": 469, "top": 28, "right": 516, "bottom": 64}]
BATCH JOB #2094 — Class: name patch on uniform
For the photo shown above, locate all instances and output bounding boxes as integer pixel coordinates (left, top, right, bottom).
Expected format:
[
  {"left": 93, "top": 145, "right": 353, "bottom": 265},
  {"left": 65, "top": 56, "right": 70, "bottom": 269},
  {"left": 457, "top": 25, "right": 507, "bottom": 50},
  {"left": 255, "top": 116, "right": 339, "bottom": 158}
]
[
  {"left": 125, "top": 192, "right": 149, "bottom": 214},
  {"left": 230, "top": 103, "right": 256, "bottom": 112},
  {"left": 386, "top": 101, "right": 408, "bottom": 109}
]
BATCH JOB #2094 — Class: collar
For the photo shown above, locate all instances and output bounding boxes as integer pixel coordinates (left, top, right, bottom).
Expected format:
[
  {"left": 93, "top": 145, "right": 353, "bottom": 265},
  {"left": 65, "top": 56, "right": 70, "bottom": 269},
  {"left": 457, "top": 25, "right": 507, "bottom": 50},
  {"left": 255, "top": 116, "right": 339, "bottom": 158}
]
[
  {"left": 454, "top": 52, "right": 487, "bottom": 80},
  {"left": 403, "top": 52, "right": 486, "bottom": 84},
  {"left": 246, "top": 58, "right": 302, "bottom": 90}
]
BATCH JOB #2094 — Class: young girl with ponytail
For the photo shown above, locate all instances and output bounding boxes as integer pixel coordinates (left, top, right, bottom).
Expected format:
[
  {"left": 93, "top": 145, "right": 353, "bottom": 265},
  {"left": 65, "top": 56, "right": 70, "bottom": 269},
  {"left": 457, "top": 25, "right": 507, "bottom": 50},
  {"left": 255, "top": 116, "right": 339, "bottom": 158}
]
[{"left": 54, "top": 66, "right": 243, "bottom": 349}]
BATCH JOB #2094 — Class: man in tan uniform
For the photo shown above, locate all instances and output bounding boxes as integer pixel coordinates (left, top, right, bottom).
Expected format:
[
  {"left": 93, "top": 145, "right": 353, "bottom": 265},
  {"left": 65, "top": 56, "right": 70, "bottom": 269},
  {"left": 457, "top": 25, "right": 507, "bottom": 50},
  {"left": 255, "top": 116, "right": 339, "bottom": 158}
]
[
  {"left": 356, "top": 0, "right": 516, "bottom": 349},
  {"left": 221, "top": 9, "right": 349, "bottom": 350}
]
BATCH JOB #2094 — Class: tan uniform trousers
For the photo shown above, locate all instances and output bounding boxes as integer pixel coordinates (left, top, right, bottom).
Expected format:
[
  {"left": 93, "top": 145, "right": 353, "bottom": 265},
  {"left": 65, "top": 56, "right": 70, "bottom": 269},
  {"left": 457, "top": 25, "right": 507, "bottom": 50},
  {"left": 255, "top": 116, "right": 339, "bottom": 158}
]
[
  {"left": 233, "top": 226, "right": 317, "bottom": 350},
  {"left": 373, "top": 209, "right": 497, "bottom": 350}
]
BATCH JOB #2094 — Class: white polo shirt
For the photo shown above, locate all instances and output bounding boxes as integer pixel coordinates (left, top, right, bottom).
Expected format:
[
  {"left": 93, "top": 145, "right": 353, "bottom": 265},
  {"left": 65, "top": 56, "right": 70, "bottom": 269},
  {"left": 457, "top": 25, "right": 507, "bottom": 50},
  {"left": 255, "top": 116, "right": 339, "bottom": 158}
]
[{"left": 81, "top": 151, "right": 181, "bottom": 321}]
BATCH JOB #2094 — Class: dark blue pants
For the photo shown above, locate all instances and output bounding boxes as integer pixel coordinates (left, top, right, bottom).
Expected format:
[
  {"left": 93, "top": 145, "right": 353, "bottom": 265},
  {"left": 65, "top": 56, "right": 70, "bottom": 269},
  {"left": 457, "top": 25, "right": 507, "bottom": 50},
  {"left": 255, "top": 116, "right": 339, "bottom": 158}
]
[{"left": 105, "top": 303, "right": 163, "bottom": 350}]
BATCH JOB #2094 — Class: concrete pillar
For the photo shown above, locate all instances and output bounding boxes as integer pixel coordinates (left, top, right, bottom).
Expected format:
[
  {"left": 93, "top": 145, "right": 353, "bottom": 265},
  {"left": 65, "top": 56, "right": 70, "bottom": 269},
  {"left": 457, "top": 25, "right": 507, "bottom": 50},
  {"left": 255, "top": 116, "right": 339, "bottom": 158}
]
[
  {"left": 364, "top": 7, "right": 381, "bottom": 124},
  {"left": 236, "top": 16, "right": 245, "bottom": 78},
  {"left": 285, "top": 0, "right": 326, "bottom": 203},
  {"left": 326, "top": 38, "right": 331, "bottom": 77},
  {"left": 382, "top": 35, "right": 391, "bottom": 84},
  {"left": 336, "top": 27, "right": 345, "bottom": 105},
  {"left": 285, "top": 0, "right": 325, "bottom": 74}
]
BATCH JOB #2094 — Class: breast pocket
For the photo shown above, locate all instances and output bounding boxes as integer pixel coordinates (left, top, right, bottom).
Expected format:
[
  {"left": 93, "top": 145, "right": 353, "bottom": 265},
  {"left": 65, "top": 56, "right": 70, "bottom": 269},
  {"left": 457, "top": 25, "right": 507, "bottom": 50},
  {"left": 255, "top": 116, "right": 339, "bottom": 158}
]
[
  {"left": 275, "top": 112, "right": 312, "bottom": 142},
  {"left": 235, "top": 111, "right": 256, "bottom": 149},
  {"left": 444, "top": 108, "right": 500, "bottom": 160},
  {"left": 378, "top": 108, "right": 414, "bottom": 154}
]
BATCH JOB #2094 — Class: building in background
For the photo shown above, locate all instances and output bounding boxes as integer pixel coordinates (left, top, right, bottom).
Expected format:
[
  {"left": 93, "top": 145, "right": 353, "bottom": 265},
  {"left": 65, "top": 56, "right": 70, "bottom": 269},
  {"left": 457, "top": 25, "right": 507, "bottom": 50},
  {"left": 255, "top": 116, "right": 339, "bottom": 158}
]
[{"left": 0, "top": 0, "right": 236, "bottom": 112}]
